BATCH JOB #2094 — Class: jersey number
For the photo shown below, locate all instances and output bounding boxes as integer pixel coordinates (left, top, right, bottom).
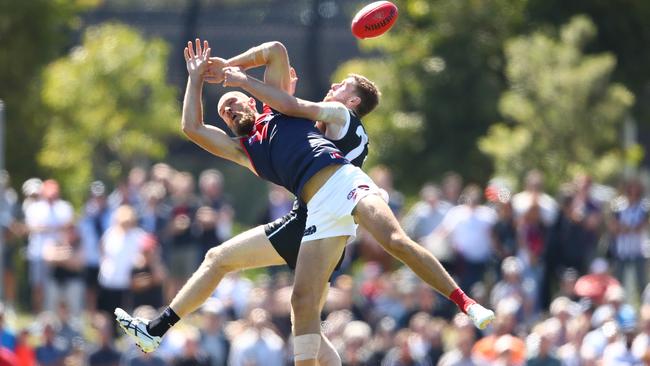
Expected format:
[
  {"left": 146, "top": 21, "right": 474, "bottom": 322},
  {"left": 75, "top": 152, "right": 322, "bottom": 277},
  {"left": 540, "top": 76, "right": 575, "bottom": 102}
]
[{"left": 345, "top": 126, "right": 368, "bottom": 162}]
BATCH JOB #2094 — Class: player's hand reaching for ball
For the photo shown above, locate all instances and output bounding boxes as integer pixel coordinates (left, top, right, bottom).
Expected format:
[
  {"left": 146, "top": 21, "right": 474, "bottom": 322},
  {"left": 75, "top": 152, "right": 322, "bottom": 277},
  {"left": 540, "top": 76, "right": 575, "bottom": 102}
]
[
  {"left": 222, "top": 67, "right": 248, "bottom": 87},
  {"left": 204, "top": 57, "right": 227, "bottom": 84},
  {"left": 184, "top": 38, "right": 211, "bottom": 82}
]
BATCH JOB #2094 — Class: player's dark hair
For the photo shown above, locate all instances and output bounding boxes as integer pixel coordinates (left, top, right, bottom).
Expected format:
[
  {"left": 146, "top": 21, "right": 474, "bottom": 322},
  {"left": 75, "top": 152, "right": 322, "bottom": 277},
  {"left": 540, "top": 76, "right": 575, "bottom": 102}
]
[{"left": 349, "top": 74, "right": 380, "bottom": 118}]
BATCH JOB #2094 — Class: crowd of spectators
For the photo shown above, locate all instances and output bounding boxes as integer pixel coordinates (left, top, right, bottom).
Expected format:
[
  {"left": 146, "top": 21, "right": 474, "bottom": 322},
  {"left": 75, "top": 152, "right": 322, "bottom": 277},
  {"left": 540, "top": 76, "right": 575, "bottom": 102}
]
[{"left": 0, "top": 164, "right": 649, "bottom": 365}]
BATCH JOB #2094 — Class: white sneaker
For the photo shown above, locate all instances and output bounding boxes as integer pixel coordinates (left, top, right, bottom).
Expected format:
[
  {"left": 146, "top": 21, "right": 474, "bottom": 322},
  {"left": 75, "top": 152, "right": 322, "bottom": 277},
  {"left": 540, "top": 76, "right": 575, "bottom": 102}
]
[
  {"left": 467, "top": 303, "right": 495, "bottom": 330},
  {"left": 114, "top": 308, "right": 161, "bottom": 353}
]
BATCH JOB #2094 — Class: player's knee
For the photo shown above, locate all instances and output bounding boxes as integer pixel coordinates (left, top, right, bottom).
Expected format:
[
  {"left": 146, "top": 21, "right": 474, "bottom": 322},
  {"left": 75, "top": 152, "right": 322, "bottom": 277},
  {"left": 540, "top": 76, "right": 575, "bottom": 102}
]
[
  {"left": 204, "top": 247, "right": 233, "bottom": 274},
  {"left": 291, "top": 287, "right": 319, "bottom": 316},
  {"left": 384, "top": 232, "right": 411, "bottom": 258}
]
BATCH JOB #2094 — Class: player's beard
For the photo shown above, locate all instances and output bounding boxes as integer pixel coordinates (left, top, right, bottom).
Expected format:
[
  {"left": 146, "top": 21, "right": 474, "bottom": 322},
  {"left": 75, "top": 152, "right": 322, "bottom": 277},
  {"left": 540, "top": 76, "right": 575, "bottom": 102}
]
[{"left": 234, "top": 109, "right": 256, "bottom": 136}]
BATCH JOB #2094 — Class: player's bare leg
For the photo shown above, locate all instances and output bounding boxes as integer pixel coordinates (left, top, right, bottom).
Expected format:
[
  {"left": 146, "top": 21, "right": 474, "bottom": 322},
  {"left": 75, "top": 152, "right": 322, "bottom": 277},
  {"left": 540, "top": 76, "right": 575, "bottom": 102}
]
[
  {"left": 292, "top": 236, "right": 347, "bottom": 366},
  {"left": 116, "top": 226, "right": 286, "bottom": 352},
  {"left": 353, "top": 193, "right": 495, "bottom": 329},
  {"left": 289, "top": 280, "right": 341, "bottom": 366}
]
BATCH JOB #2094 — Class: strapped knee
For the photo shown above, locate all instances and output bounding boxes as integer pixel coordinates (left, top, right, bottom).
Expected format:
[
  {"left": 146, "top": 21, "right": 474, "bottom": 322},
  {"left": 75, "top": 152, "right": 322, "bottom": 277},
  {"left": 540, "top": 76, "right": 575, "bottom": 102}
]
[{"left": 294, "top": 334, "right": 321, "bottom": 361}]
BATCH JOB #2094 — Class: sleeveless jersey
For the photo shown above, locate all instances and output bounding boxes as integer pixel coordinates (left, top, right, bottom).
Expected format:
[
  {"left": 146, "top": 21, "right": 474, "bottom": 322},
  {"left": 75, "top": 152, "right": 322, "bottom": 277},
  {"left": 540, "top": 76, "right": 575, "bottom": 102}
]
[
  {"left": 327, "top": 109, "right": 369, "bottom": 168},
  {"left": 239, "top": 105, "right": 347, "bottom": 198}
]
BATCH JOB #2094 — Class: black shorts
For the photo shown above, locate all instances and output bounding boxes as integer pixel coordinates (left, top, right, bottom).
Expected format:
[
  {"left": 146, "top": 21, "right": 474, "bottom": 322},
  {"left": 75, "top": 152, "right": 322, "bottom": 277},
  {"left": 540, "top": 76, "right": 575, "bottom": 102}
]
[{"left": 265, "top": 202, "right": 345, "bottom": 270}]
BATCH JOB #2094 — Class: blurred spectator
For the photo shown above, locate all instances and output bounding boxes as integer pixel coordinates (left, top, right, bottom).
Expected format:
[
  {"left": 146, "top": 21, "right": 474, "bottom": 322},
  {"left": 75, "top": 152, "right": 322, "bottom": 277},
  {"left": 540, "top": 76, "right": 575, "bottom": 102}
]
[
  {"left": 608, "top": 177, "right": 648, "bottom": 298},
  {"left": 98, "top": 205, "right": 145, "bottom": 316},
  {"left": 42, "top": 223, "right": 85, "bottom": 316},
  {"left": 0, "top": 348, "right": 17, "bottom": 366},
  {"left": 53, "top": 302, "right": 83, "bottom": 356},
  {"left": 632, "top": 304, "right": 650, "bottom": 362},
  {"left": 556, "top": 315, "right": 590, "bottom": 366},
  {"left": 438, "top": 326, "right": 480, "bottom": 366},
  {"left": 109, "top": 167, "right": 147, "bottom": 210},
  {"left": 257, "top": 183, "right": 294, "bottom": 224},
  {"left": 194, "top": 206, "right": 222, "bottom": 260},
  {"left": 431, "top": 184, "right": 497, "bottom": 290},
  {"left": 569, "top": 175, "right": 603, "bottom": 266},
  {"left": 473, "top": 311, "right": 525, "bottom": 365},
  {"left": 369, "top": 165, "right": 405, "bottom": 216},
  {"left": 131, "top": 234, "right": 166, "bottom": 309},
  {"left": 199, "top": 300, "right": 230, "bottom": 366},
  {"left": 0, "top": 304, "right": 15, "bottom": 353},
  {"left": 139, "top": 181, "right": 170, "bottom": 240},
  {"left": 79, "top": 181, "right": 113, "bottom": 314},
  {"left": 0, "top": 171, "right": 21, "bottom": 309},
  {"left": 88, "top": 313, "right": 121, "bottom": 366},
  {"left": 338, "top": 320, "right": 373, "bottom": 365},
  {"left": 213, "top": 273, "right": 253, "bottom": 319},
  {"left": 423, "top": 318, "right": 445, "bottom": 365},
  {"left": 573, "top": 258, "right": 620, "bottom": 305},
  {"left": 21, "top": 178, "right": 42, "bottom": 212},
  {"left": 165, "top": 171, "right": 200, "bottom": 301},
  {"left": 491, "top": 200, "right": 517, "bottom": 277},
  {"left": 14, "top": 328, "right": 35, "bottom": 366},
  {"left": 526, "top": 323, "right": 561, "bottom": 366},
  {"left": 197, "top": 169, "right": 233, "bottom": 255},
  {"left": 511, "top": 170, "right": 558, "bottom": 227},
  {"left": 24, "top": 179, "right": 74, "bottom": 312},
  {"left": 602, "top": 321, "right": 642, "bottom": 365},
  {"left": 441, "top": 171, "right": 463, "bottom": 206},
  {"left": 402, "top": 183, "right": 450, "bottom": 242},
  {"left": 35, "top": 313, "right": 67, "bottom": 366},
  {"left": 366, "top": 317, "right": 397, "bottom": 364},
  {"left": 517, "top": 200, "right": 546, "bottom": 287},
  {"left": 228, "top": 308, "right": 284, "bottom": 366},
  {"left": 172, "top": 327, "right": 211, "bottom": 366},
  {"left": 381, "top": 328, "right": 430, "bottom": 366},
  {"left": 490, "top": 257, "right": 536, "bottom": 322}
]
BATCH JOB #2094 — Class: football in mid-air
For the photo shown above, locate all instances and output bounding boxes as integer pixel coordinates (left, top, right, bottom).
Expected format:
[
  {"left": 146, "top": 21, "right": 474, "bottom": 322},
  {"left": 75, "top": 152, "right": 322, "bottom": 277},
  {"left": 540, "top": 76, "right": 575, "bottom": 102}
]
[{"left": 351, "top": 1, "right": 399, "bottom": 39}]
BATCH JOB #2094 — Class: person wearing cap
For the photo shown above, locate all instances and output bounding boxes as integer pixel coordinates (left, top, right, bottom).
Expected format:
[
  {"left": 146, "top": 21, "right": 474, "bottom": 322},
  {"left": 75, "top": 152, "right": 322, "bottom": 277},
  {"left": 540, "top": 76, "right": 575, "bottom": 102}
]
[{"left": 23, "top": 179, "right": 74, "bottom": 313}]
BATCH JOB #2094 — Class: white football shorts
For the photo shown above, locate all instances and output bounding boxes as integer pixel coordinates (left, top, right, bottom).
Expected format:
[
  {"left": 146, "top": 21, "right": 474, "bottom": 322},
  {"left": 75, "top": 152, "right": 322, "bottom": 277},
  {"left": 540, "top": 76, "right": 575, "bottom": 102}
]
[{"left": 301, "top": 164, "right": 382, "bottom": 243}]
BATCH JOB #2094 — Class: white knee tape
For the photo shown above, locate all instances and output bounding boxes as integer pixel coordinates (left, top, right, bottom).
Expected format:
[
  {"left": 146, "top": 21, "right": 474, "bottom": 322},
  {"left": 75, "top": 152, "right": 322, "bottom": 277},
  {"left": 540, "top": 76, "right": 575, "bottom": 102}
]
[{"left": 294, "top": 334, "right": 321, "bottom": 361}]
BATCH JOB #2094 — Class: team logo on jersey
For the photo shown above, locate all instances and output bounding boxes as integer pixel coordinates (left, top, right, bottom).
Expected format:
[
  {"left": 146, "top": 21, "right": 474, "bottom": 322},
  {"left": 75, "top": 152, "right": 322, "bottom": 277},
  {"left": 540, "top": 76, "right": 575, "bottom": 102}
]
[
  {"left": 329, "top": 151, "right": 344, "bottom": 160},
  {"left": 304, "top": 225, "right": 317, "bottom": 236},
  {"left": 347, "top": 184, "right": 370, "bottom": 200}
]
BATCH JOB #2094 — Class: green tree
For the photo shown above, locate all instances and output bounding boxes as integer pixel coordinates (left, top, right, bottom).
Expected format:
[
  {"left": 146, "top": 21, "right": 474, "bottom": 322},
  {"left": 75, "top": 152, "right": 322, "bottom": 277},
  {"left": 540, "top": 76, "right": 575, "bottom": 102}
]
[
  {"left": 479, "top": 16, "right": 635, "bottom": 189},
  {"left": 40, "top": 23, "right": 181, "bottom": 204},
  {"left": 0, "top": 0, "right": 98, "bottom": 187},
  {"left": 335, "top": 0, "right": 526, "bottom": 193}
]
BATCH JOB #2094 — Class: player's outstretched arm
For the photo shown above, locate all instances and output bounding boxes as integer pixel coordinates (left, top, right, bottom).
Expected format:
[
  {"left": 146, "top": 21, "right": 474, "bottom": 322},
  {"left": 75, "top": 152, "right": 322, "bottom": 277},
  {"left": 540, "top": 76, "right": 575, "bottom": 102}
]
[
  {"left": 209, "top": 41, "right": 291, "bottom": 93},
  {"left": 223, "top": 67, "right": 348, "bottom": 129},
  {"left": 181, "top": 39, "right": 252, "bottom": 171}
]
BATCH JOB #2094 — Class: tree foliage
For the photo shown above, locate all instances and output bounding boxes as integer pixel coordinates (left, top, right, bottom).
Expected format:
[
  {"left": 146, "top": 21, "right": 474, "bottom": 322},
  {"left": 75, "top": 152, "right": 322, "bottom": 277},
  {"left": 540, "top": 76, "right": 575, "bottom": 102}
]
[
  {"left": 0, "top": 0, "right": 98, "bottom": 187},
  {"left": 40, "top": 23, "right": 181, "bottom": 204},
  {"left": 479, "top": 16, "right": 635, "bottom": 189},
  {"left": 334, "top": 0, "right": 527, "bottom": 193}
]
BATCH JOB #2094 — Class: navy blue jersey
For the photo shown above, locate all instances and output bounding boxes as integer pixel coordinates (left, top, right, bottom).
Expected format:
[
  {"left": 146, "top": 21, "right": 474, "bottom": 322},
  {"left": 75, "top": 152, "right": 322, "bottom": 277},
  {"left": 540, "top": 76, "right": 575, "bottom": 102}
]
[
  {"left": 265, "top": 108, "right": 370, "bottom": 269},
  {"left": 240, "top": 105, "right": 347, "bottom": 198}
]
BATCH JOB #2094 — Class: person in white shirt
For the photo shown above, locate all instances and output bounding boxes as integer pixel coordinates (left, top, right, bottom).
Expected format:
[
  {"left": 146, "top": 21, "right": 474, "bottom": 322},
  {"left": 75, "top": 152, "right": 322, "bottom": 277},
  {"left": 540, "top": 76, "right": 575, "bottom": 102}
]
[
  {"left": 430, "top": 184, "right": 497, "bottom": 290},
  {"left": 24, "top": 179, "right": 73, "bottom": 312},
  {"left": 97, "top": 205, "right": 145, "bottom": 316}
]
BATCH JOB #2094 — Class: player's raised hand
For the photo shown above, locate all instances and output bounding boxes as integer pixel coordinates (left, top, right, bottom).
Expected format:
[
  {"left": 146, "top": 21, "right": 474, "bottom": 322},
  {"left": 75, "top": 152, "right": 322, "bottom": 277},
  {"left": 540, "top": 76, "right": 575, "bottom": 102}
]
[
  {"left": 184, "top": 38, "right": 211, "bottom": 81},
  {"left": 204, "top": 57, "right": 227, "bottom": 84},
  {"left": 222, "top": 67, "right": 247, "bottom": 88}
]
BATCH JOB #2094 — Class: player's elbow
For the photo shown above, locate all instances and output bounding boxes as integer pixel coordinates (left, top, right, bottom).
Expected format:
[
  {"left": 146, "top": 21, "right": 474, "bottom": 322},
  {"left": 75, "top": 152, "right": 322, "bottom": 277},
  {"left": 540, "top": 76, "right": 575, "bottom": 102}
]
[
  {"left": 266, "top": 41, "right": 288, "bottom": 60},
  {"left": 181, "top": 121, "right": 200, "bottom": 138}
]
